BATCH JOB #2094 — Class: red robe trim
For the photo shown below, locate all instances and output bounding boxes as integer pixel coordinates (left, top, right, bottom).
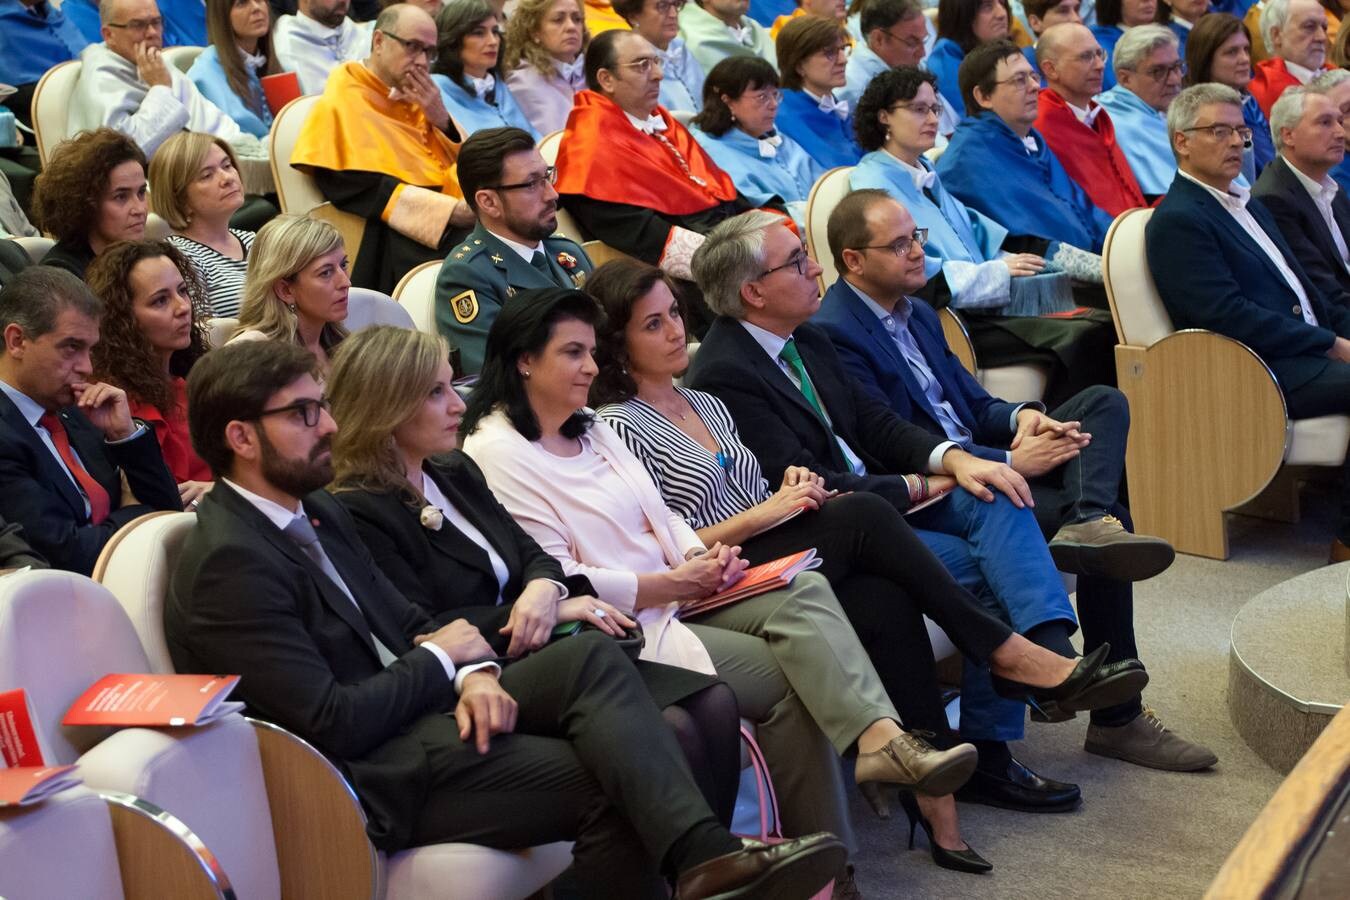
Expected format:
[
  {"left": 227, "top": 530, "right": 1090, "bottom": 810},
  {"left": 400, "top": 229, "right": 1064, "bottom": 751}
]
[
  {"left": 1249, "top": 57, "right": 1331, "bottom": 117},
  {"left": 1034, "top": 89, "right": 1145, "bottom": 217},
  {"left": 554, "top": 90, "right": 739, "bottom": 216}
]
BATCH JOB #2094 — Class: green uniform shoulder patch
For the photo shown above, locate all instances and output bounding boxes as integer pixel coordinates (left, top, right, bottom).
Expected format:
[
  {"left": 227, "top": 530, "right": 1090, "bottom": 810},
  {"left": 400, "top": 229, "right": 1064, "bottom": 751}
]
[{"left": 449, "top": 289, "right": 479, "bottom": 324}]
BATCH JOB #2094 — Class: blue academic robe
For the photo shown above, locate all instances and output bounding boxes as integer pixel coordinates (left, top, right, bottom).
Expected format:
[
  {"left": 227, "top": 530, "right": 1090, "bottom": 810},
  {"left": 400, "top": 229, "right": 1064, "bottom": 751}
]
[
  {"left": 1094, "top": 84, "right": 1176, "bottom": 196},
  {"left": 1089, "top": 23, "right": 1120, "bottom": 90},
  {"left": 776, "top": 88, "right": 863, "bottom": 169},
  {"left": 0, "top": 0, "right": 88, "bottom": 86},
  {"left": 927, "top": 37, "right": 967, "bottom": 117},
  {"left": 65, "top": 0, "right": 202, "bottom": 45},
  {"left": 1330, "top": 155, "right": 1350, "bottom": 194},
  {"left": 186, "top": 46, "right": 272, "bottom": 138},
  {"left": 840, "top": 40, "right": 887, "bottom": 108},
  {"left": 748, "top": 0, "right": 795, "bottom": 26},
  {"left": 691, "top": 125, "right": 825, "bottom": 226},
  {"left": 1167, "top": 20, "right": 1190, "bottom": 56},
  {"left": 1242, "top": 91, "right": 1276, "bottom": 184},
  {"left": 432, "top": 73, "right": 540, "bottom": 140},
  {"left": 937, "top": 112, "right": 1112, "bottom": 250}
]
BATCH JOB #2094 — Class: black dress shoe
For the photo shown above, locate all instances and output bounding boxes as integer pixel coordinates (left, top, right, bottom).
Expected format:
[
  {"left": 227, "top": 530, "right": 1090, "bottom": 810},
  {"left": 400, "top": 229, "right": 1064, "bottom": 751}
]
[
  {"left": 992, "top": 644, "right": 1150, "bottom": 718},
  {"left": 955, "top": 758, "right": 1081, "bottom": 813}
]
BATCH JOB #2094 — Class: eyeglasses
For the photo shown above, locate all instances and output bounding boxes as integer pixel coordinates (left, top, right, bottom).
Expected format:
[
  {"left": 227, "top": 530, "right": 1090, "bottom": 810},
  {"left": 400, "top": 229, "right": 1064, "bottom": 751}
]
[
  {"left": 1181, "top": 123, "right": 1254, "bottom": 143},
  {"left": 251, "top": 398, "right": 331, "bottom": 428},
  {"left": 653, "top": 0, "right": 687, "bottom": 12},
  {"left": 891, "top": 101, "right": 942, "bottom": 118},
  {"left": 1063, "top": 47, "right": 1107, "bottom": 65},
  {"left": 882, "top": 28, "right": 925, "bottom": 50},
  {"left": 816, "top": 44, "right": 848, "bottom": 62},
  {"left": 489, "top": 165, "right": 557, "bottom": 192},
  {"left": 615, "top": 55, "right": 665, "bottom": 76},
  {"left": 106, "top": 16, "right": 163, "bottom": 32},
  {"left": 742, "top": 88, "right": 782, "bottom": 107},
  {"left": 758, "top": 248, "right": 810, "bottom": 279},
  {"left": 1140, "top": 60, "right": 1185, "bottom": 81},
  {"left": 380, "top": 30, "right": 438, "bottom": 62},
  {"left": 994, "top": 71, "right": 1038, "bottom": 91},
  {"left": 858, "top": 229, "right": 929, "bottom": 257}
]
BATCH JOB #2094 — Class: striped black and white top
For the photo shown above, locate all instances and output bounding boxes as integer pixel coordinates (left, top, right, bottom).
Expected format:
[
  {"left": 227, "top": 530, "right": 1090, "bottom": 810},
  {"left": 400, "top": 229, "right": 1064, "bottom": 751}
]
[
  {"left": 167, "top": 229, "right": 254, "bottom": 318},
  {"left": 597, "top": 388, "right": 772, "bottom": 531}
]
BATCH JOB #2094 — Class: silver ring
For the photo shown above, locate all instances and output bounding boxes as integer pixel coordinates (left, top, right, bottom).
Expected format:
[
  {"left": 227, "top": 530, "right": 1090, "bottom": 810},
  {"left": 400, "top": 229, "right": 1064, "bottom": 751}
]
[
  {"left": 189, "top": 499, "right": 200, "bottom": 508},
  {"left": 592, "top": 608, "right": 606, "bottom": 619}
]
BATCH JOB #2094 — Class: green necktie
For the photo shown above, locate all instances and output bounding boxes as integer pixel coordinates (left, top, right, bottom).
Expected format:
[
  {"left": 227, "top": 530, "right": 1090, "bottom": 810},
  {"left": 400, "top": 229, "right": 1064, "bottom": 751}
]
[
  {"left": 529, "top": 250, "right": 556, "bottom": 282},
  {"left": 778, "top": 338, "right": 849, "bottom": 465}
]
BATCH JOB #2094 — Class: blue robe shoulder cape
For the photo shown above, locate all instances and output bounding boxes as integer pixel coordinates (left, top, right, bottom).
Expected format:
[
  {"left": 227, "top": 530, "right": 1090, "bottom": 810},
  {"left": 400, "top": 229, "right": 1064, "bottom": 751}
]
[
  {"left": 692, "top": 125, "right": 826, "bottom": 226},
  {"left": 776, "top": 88, "right": 863, "bottom": 170},
  {"left": 186, "top": 46, "right": 272, "bottom": 138},
  {"left": 927, "top": 38, "right": 967, "bottom": 117},
  {"left": 1094, "top": 84, "right": 1177, "bottom": 196},
  {"left": 433, "top": 72, "right": 540, "bottom": 140}
]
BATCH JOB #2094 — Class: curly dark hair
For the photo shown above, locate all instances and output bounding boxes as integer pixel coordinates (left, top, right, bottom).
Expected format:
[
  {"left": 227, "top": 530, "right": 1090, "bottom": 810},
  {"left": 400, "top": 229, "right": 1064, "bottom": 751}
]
[
  {"left": 587, "top": 258, "right": 678, "bottom": 406},
  {"left": 854, "top": 66, "right": 938, "bottom": 150},
  {"left": 692, "top": 56, "right": 781, "bottom": 136},
  {"left": 86, "top": 240, "right": 211, "bottom": 415},
  {"left": 31, "top": 129, "right": 147, "bottom": 244}
]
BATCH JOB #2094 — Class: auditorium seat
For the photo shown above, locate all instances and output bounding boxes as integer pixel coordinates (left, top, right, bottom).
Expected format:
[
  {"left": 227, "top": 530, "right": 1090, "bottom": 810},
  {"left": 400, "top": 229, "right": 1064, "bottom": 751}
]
[
  {"left": 90, "top": 514, "right": 575, "bottom": 899},
  {"left": 1103, "top": 207, "right": 1350, "bottom": 559},
  {"left": 31, "top": 60, "right": 80, "bottom": 166},
  {"left": 163, "top": 46, "right": 204, "bottom": 73},
  {"left": 206, "top": 316, "right": 238, "bottom": 348},
  {"left": 269, "top": 95, "right": 367, "bottom": 261},
  {"left": 392, "top": 260, "right": 442, "bottom": 337},
  {"left": 0, "top": 786, "right": 126, "bottom": 900},
  {"left": 346, "top": 286, "right": 417, "bottom": 331},
  {"left": 537, "top": 129, "right": 587, "bottom": 244},
  {"left": 11, "top": 236, "right": 54, "bottom": 263}
]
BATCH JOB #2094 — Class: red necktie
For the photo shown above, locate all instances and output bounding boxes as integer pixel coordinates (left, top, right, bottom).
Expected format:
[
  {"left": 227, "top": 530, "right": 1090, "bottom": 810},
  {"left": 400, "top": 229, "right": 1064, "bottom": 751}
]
[{"left": 39, "top": 412, "right": 111, "bottom": 525}]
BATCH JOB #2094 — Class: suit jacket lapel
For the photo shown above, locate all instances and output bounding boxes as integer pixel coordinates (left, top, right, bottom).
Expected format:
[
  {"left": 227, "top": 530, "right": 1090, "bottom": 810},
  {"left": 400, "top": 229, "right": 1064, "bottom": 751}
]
[
  {"left": 423, "top": 466, "right": 504, "bottom": 584},
  {"left": 0, "top": 394, "right": 89, "bottom": 521},
  {"left": 838, "top": 285, "right": 940, "bottom": 423},
  {"left": 1276, "top": 160, "right": 1344, "bottom": 266},
  {"left": 726, "top": 320, "right": 835, "bottom": 433},
  {"left": 1188, "top": 179, "right": 1294, "bottom": 289}
]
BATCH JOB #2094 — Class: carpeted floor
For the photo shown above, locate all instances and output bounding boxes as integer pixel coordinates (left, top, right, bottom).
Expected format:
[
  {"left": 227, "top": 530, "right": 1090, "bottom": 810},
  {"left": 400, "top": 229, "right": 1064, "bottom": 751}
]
[{"left": 845, "top": 495, "right": 1340, "bottom": 900}]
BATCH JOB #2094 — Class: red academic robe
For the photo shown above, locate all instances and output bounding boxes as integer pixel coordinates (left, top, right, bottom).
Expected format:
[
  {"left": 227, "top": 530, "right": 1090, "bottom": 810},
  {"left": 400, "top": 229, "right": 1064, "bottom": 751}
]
[
  {"left": 1249, "top": 57, "right": 1331, "bottom": 116},
  {"left": 1034, "top": 89, "right": 1145, "bottom": 217}
]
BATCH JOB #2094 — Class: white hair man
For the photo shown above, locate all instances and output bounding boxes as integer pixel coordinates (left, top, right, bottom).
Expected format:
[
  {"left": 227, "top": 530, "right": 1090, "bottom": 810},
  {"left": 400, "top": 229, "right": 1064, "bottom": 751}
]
[{"left": 1251, "top": 0, "right": 1330, "bottom": 115}]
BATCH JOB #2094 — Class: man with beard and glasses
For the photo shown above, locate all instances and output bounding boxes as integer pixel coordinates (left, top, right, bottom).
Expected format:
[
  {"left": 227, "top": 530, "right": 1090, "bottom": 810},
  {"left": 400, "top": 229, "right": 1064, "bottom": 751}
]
[
  {"left": 273, "top": 0, "right": 374, "bottom": 95},
  {"left": 165, "top": 338, "right": 846, "bottom": 898},
  {"left": 436, "top": 127, "right": 596, "bottom": 375}
]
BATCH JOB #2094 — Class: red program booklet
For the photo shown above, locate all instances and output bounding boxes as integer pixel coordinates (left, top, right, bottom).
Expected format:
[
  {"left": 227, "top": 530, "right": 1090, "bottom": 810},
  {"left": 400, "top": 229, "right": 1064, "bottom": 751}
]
[
  {"left": 0, "top": 765, "right": 81, "bottom": 807},
  {"left": 0, "top": 687, "right": 43, "bottom": 767},
  {"left": 679, "top": 549, "right": 822, "bottom": 618},
  {"left": 62, "top": 674, "right": 243, "bottom": 728}
]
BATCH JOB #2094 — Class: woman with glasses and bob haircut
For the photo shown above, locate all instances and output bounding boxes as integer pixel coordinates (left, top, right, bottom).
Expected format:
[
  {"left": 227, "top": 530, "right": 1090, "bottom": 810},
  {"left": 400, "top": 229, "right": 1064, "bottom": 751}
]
[
  {"left": 614, "top": 0, "right": 706, "bottom": 112},
  {"left": 689, "top": 57, "right": 825, "bottom": 228},
  {"left": 325, "top": 323, "right": 744, "bottom": 827},
  {"left": 187, "top": 0, "right": 283, "bottom": 139},
  {"left": 929, "top": 0, "right": 1013, "bottom": 115},
  {"left": 773, "top": 16, "right": 863, "bottom": 168},
  {"left": 433, "top": 0, "right": 540, "bottom": 139},
  {"left": 1184, "top": 12, "right": 1276, "bottom": 185},
  {"left": 231, "top": 214, "right": 349, "bottom": 380},
  {"left": 503, "top": 0, "right": 591, "bottom": 135}
]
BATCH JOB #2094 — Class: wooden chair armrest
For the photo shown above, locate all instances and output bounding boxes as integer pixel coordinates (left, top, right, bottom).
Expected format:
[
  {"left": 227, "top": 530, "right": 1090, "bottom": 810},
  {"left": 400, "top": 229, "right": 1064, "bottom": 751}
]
[
  {"left": 937, "top": 307, "right": 978, "bottom": 375},
  {"left": 102, "top": 791, "right": 233, "bottom": 900},
  {"left": 580, "top": 241, "right": 637, "bottom": 268}
]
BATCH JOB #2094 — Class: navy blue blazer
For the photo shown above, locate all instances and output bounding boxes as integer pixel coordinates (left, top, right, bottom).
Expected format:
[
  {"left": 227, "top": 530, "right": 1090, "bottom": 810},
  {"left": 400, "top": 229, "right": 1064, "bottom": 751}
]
[
  {"left": 0, "top": 391, "right": 181, "bottom": 574},
  {"left": 1252, "top": 157, "right": 1350, "bottom": 313},
  {"left": 811, "top": 279, "right": 1027, "bottom": 463},
  {"left": 1146, "top": 174, "right": 1350, "bottom": 392}
]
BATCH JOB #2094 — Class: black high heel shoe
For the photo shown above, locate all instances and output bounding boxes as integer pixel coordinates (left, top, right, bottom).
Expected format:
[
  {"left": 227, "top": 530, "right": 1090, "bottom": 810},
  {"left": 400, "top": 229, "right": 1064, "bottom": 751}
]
[
  {"left": 897, "top": 792, "right": 993, "bottom": 874},
  {"left": 991, "top": 643, "right": 1149, "bottom": 718}
]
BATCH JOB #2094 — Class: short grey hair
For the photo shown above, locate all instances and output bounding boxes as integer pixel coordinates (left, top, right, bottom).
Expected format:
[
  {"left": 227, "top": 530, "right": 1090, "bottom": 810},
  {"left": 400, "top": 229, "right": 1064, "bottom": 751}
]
[
  {"left": 1259, "top": 0, "right": 1293, "bottom": 57},
  {"left": 1311, "top": 68, "right": 1350, "bottom": 91},
  {"left": 690, "top": 211, "right": 782, "bottom": 318},
  {"left": 1112, "top": 24, "right": 1178, "bottom": 78},
  {"left": 1166, "top": 82, "right": 1243, "bottom": 157},
  {"left": 1269, "top": 86, "right": 1311, "bottom": 152}
]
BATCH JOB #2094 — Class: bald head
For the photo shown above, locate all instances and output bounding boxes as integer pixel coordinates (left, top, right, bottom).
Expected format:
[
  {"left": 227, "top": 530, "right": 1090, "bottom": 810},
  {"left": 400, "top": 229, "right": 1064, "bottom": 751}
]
[
  {"left": 100, "top": 0, "right": 163, "bottom": 60},
  {"left": 369, "top": 4, "right": 438, "bottom": 88},
  {"left": 1037, "top": 22, "right": 1105, "bottom": 108}
]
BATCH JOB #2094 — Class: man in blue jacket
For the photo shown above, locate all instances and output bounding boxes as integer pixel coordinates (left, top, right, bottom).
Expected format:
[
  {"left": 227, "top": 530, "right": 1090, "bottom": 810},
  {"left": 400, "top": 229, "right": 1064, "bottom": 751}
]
[{"left": 1146, "top": 82, "right": 1350, "bottom": 560}]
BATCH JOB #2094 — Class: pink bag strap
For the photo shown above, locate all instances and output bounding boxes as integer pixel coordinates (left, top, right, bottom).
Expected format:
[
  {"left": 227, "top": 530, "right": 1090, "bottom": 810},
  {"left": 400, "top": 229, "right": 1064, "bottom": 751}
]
[{"left": 738, "top": 725, "right": 781, "bottom": 841}]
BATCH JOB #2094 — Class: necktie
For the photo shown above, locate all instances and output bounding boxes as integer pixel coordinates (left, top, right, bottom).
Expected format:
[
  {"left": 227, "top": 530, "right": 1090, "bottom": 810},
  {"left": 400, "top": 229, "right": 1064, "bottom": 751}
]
[
  {"left": 817, "top": 93, "right": 849, "bottom": 119},
  {"left": 757, "top": 132, "right": 782, "bottom": 158},
  {"left": 777, "top": 339, "right": 849, "bottom": 464},
  {"left": 283, "top": 516, "right": 399, "bottom": 666},
  {"left": 529, "top": 249, "right": 558, "bottom": 282},
  {"left": 38, "top": 412, "right": 110, "bottom": 524}
]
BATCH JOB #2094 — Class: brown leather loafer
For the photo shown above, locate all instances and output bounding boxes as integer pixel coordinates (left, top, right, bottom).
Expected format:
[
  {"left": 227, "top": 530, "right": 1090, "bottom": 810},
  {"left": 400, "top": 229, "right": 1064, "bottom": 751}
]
[
  {"left": 1049, "top": 516, "right": 1175, "bottom": 582},
  {"left": 674, "top": 833, "right": 848, "bottom": 900}
]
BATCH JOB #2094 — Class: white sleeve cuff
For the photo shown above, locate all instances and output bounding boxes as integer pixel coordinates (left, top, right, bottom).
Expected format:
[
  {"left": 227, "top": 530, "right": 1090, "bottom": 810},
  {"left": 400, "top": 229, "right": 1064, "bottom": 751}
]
[
  {"left": 106, "top": 423, "right": 149, "bottom": 445},
  {"left": 453, "top": 661, "right": 502, "bottom": 692},
  {"left": 927, "top": 441, "right": 960, "bottom": 473},
  {"left": 418, "top": 642, "right": 504, "bottom": 691}
]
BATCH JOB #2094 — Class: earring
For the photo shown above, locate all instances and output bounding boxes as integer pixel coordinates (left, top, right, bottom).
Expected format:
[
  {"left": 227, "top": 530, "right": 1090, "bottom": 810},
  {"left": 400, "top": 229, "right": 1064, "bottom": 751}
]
[{"left": 522, "top": 369, "right": 531, "bottom": 378}]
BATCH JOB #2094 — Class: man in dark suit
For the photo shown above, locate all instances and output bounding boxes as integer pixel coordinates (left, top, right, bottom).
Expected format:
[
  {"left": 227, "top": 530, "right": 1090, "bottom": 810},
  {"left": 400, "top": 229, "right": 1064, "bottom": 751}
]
[
  {"left": 1254, "top": 86, "right": 1350, "bottom": 311},
  {"left": 1147, "top": 83, "right": 1350, "bottom": 560},
  {"left": 686, "top": 210, "right": 1137, "bottom": 813},
  {"left": 165, "top": 339, "right": 843, "bottom": 899},
  {"left": 812, "top": 189, "right": 1216, "bottom": 775},
  {"left": 0, "top": 267, "right": 181, "bottom": 574},
  {"left": 436, "top": 127, "right": 595, "bottom": 376}
]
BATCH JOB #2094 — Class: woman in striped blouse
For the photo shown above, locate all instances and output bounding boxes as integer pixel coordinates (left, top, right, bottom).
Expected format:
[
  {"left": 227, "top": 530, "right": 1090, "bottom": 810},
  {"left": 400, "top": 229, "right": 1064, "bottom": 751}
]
[{"left": 588, "top": 258, "right": 1147, "bottom": 872}]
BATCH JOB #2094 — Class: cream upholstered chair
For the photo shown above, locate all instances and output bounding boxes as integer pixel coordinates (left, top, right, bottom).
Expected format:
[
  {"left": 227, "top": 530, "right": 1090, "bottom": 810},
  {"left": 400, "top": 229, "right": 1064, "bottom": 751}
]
[
  {"left": 537, "top": 129, "right": 586, "bottom": 244},
  {"left": 1103, "top": 207, "right": 1350, "bottom": 559},
  {"left": 269, "top": 95, "right": 366, "bottom": 260},
  {"left": 31, "top": 60, "right": 81, "bottom": 165},
  {"left": 91, "top": 515, "right": 574, "bottom": 899},
  {"left": 206, "top": 316, "right": 239, "bottom": 348},
  {"left": 12, "top": 236, "right": 54, "bottom": 263},
  {"left": 0, "top": 786, "right": 126, "bottom": 900},
  {"left": 346, "top": 287, "right": 417, "bottom": 331},
  {"left": 163, "top": 46, "right": 204, "bottom": 73},
  {"left": 392, "top": 260, "right": 442, "bottom": 337}
]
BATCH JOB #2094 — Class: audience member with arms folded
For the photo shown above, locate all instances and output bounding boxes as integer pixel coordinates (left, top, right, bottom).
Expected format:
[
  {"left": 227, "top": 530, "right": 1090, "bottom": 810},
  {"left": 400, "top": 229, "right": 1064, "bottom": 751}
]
[
  {"left": 291, "top": 4, "right": 474, "bottom": 293},
  {"left": 1096, "top": 24, "right": 1185, "bottom": 199},
  {"left": 587, "top": 258, "right": 1151, "bottom": 870},
  {"left": 616, "top": 0, "right": 708, "bottom": 113},
  {"left": 0, "top": 267, "right": 182, "bottom": 575},
  {"left": 85, "top": 240, "right": 214, "bottom": 507},
  {"left": 432, "top": 0, "right": 540, "bottom": 139},
  {"left": 187, "top": 0, "right": 283, "bottom": 140},
  {"left": 326, "top": 324, "right": 742, "bottom": 825},
  {"left": 1185, "top": 12, "right": 1277, "bottom": 185},
  {"left": 1146, "top": 82, "right": 1350, "bottom": 560},
  {"left": 167, "top": 338, "right": 846, "bottom": 898},
  {"left": 503, "top": 0, "right": 590, "bottom": 135},
  {"left": 461, "top": 288, "right": 983, "bottom": 892},
  {"left": 150, "top": 132, "right": 254, "bottom": 318},
  {"left": 774, "top": 16, "right": 864, "bottom": 168},
  {"left": 32, "top": 129, "right": 148, "bottom": 281}
]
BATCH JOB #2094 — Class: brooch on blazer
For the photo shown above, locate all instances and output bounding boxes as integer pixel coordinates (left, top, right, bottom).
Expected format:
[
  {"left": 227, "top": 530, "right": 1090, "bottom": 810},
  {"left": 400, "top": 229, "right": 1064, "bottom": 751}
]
[
  {"left": 557, "top": 251, "right": 587, "bottom": 287},
  {"left": 419, "top": 505, "right": 444, "bottom": 531}
]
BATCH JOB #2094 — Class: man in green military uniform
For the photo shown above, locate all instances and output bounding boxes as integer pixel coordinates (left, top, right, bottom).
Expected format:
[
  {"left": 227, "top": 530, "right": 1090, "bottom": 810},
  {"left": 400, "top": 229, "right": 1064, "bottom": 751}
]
[{"left": 437, "top": 127, "right": 596, "bottom": 375}]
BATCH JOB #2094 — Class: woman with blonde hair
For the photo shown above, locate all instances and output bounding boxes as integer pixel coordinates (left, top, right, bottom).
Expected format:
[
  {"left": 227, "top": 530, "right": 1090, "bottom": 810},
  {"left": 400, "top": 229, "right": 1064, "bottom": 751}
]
[
  {"left": 233, "top": 214, "right": 349, "bottom": 378},
  {"left": 503, "top": 0, "right": 590, "bottom": 134},
  {"left": 150, "top": 131, "right": 253, "bottom": 317}
]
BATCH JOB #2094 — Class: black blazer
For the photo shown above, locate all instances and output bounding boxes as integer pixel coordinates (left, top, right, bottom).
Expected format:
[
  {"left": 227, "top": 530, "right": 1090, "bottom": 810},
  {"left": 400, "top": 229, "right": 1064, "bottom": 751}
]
[
  {"left": 1146, "top": 174, "right": 1350, "bottom": 392},
  {"left": 0, "top": 238, "right": 28, "bottom": 288},
  {"left": 166, "top": 481, "right": 462, "bottom": 851},
  {"left": 1253, "top": 157, "right": 1350, "bottom": 312},
  {"left": 686, "top": 317, "right": 945, "bottom": 511},
  {"left": 39, "top": 238, "right": 95, "bottom": 280},
  {"left": 332, "top": 451, "right": 570, "bottom": 654},
  {"left": 0, "top": 391, "right": 181, "bottom": 574}
]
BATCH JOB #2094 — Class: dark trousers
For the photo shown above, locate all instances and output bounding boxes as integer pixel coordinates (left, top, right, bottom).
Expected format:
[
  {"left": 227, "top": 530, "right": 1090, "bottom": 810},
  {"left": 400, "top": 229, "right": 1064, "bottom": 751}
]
[
  {"left": 1028, "top": 385, "right": 1141, "bottom": 726},
  {"left": 1283, "top": 360, "right": 1350, "bottom": 542},
  {"left": 736, "top": 491, "right": 1013, "bottom": 748},
  {"left": 408, "top": 632, "right": 731, "bottom": 899}
]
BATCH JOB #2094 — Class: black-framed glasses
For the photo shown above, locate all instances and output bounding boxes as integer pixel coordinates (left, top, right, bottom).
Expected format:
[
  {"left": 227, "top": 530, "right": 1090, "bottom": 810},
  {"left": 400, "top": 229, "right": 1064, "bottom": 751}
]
[
  {"left": 653, "top": 0, "right": 687, "bottom": 13},
  {"left": 859, "top": 229, "right": 929, "bottom": 257},
  {"left": 758, "top": 248, "right": 810, "bottom": 279},
  {"left": 1140, "top": 60, "right": 1185, "bottom": 80},
  {"left": 488, "top": 165, "right": 557, "bottom": 192},
  {"left": 380, "top": 30, "right": 437, "bottom": 62},
  {"left": 1181, "top": 123, "right": 1253, "bottom": 143},
  {"left": 251, "top": 398, "right": 330, "bottom": 428},
  {"left": 106, "top": 16, "right": 163, "bottom": 32}
]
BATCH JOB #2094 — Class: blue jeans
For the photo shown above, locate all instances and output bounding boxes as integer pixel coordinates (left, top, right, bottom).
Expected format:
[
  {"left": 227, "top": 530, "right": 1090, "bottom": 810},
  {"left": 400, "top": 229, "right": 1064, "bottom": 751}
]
[{"left": 910, "top": 488, "right": 1077, "bottom": 741}]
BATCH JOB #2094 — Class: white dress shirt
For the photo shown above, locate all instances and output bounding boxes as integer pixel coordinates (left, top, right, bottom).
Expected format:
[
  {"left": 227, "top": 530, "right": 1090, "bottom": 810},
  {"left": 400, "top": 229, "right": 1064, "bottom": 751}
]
[
  {"left": 1286, "top": 159, "right": 1350, "bottom": 271},
  {"left": 1178, "top": 170, "right": 1319, "bottom": 325},
  {"left": 495, "top": 231, "right": 545, "bottom": 263},
  {"left": 420, "top": 471, "right": 511, "bottom": 600},
  {"left": 272, "top": 12, "right": 371, "bottom": 96},
  {"left": 1284, "top": 59, "right": 1318, "bottom": 84}
]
